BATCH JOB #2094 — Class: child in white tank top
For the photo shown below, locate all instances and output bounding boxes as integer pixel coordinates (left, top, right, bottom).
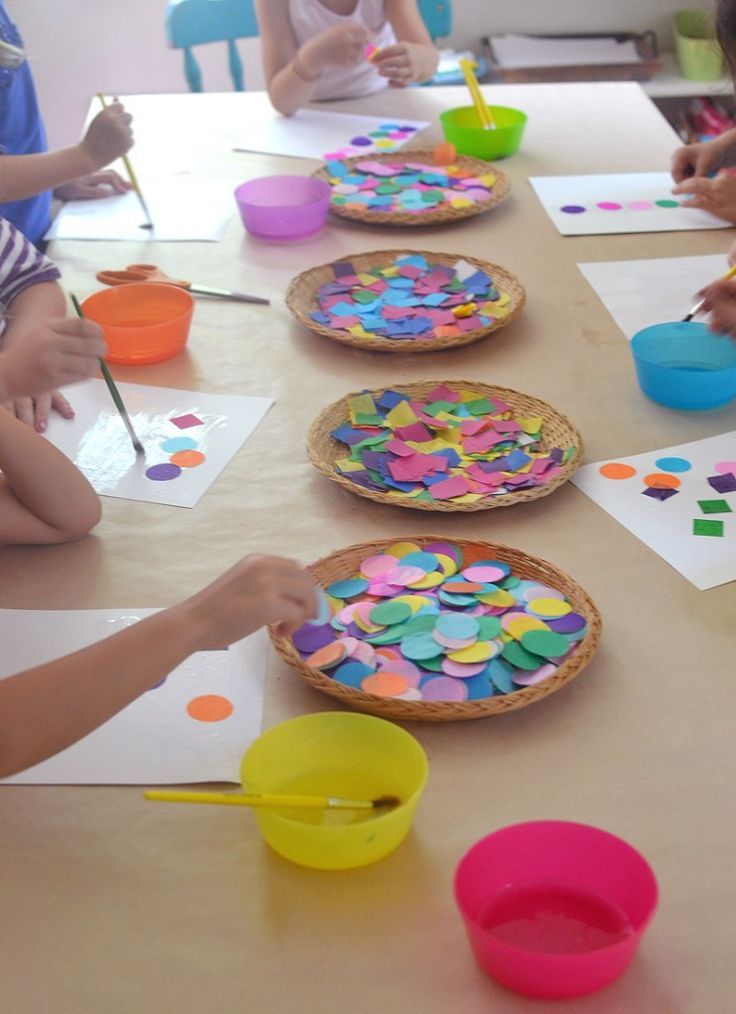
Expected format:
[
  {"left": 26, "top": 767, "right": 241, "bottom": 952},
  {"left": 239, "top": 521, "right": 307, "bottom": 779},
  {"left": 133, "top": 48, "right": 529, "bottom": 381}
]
[{"left": 255, "top": 0, "right": 438, "bottom": 116}]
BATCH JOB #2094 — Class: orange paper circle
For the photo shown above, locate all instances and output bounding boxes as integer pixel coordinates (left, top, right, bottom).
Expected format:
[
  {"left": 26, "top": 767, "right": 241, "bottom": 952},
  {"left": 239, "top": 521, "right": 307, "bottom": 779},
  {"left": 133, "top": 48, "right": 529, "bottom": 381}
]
[
  {"left": 599, "top": 462, "right": 637, "bottom": 480},
  {"left": 361, "top": 672, "right": 409, "bottom": 697},
  {"left": 170, "top": 450, "right": 206, "bottom": 468},
  {"left": 433, "top": 141, "right": 457, "bottom": 166},
  {"left": 644, "top": 472, "right": 681, "bottom": 489},
  {"left": 305, "top": 641, "right": 347, "bottom": 669},
  {"left": 187, "top": 694, "right": 234, "bottom": 722}
]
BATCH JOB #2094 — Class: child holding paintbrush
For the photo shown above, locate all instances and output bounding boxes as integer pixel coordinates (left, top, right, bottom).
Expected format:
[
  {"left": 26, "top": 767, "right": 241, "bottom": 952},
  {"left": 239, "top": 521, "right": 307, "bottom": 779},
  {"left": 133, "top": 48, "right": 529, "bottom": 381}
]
[
  {"left": 256, "top": 0, "right": 438, "bottom": 115},
  {"left": 670, "top": 0, "right": 736, "bottom": 334},
  {"left": 0, "top": 2, "right": 134, "bottom": 246}
]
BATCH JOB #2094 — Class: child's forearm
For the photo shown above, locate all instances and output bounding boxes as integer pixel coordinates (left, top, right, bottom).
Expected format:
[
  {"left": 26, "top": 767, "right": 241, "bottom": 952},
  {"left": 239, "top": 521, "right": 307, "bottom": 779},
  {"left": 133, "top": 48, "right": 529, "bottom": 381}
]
[
  {"left": 1, "top": 283, "right": 66, "bottom": 348},
  {"left": 0, "top": 406, "right": 101, "bottom": 543},
  {"left": 0, "top": 146, "right": 98, "bottom": 202},
  {"left": 0, "top": 602, "right": 207, "bottom": 777},
  {"left": 268, "top": 56, "right": 320, "bottom": 116}
]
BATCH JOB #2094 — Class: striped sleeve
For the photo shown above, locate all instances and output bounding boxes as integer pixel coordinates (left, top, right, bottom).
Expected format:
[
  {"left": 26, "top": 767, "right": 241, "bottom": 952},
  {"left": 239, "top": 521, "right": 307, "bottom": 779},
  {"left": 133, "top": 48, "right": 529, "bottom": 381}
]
[{"left": 0, "top": 217, "right": 60, "bottom": 308}]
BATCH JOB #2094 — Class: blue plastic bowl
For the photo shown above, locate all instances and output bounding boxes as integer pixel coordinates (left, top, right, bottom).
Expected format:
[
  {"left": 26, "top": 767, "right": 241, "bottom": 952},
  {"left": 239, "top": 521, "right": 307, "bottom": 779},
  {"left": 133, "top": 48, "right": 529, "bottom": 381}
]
[{"left": 630, "top": 321, "right": 736, "bottom": 410}]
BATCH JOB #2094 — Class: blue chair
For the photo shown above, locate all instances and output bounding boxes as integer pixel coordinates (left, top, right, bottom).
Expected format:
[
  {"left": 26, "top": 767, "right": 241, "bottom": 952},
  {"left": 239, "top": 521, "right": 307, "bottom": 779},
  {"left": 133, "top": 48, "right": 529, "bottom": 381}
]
[
  {"left": 417, "top": 0, "right": 488, "bottom": 85},
  {"left": 165, "top": 0, "right": 259, "bottom": 92},
  {"left": 418, "top": 0, "right": 452, "bottom": 41}
]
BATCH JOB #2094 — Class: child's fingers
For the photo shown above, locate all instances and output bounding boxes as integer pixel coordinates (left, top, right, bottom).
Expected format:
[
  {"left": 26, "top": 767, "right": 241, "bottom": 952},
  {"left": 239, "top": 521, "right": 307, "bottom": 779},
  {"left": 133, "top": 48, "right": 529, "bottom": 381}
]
[
  {"left": 32, "top": 393, "right": 51, "bottom": 433},
  {"left": 12, "top": 397, "right": 35, "bottom": 429},
  {"left": 50, "top": 390, "right": 74, "bottom": 419}
]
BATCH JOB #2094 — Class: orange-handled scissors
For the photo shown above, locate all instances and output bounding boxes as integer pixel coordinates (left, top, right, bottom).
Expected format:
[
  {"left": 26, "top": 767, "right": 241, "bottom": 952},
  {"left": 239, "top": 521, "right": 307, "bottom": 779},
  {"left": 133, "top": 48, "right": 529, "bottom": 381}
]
[{"left": 96, "top": 263, "right": 270, "bottom": 305}]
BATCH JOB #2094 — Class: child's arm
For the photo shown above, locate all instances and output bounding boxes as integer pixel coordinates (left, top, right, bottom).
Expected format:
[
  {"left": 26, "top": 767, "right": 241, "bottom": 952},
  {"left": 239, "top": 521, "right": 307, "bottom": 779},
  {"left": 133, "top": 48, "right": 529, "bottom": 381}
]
[
  {"left": 372, "top": 0, "right": 439, "bottom": 87},
  {"left": 0, "top": 102, "right": 133, "bottom": 202},
  {"left": 0, "top": 402, "right": 102, "bottom": 544},
  {"left": 696, "top": 275, "right": 736, "bottom": 338},
  {"left": 0, "top": 555, "right": 317, "bottom": 777},
  {"left": 256, "top": 0, "right": 369, "bottom": 115}
]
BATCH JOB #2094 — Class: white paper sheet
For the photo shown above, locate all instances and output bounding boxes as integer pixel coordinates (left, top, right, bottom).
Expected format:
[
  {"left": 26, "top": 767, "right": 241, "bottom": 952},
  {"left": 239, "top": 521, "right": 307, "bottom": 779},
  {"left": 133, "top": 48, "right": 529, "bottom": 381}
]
[
  {"left": 578, "top": 253, "right": 727, "bottom": 339},
  {"left": 45, "top": 379, "right": 273, "bottom": 508},
  {"left": 45, "top": 178, "right": 235, "bottom": 242},
  {"left": 490, "top": 34, "right": 642, "bottom": 68},
  {"left": 572, "top": 431, "right": 736, "bottom": 589},
  {"left": 234, "top": 108, "right": 429, "bottom": 161},
  {"left": 529, "top": 173, "right": 732, "bottom": 235},
  {"left": 0, "top": 609, "right": 268, "bottom": 784}
]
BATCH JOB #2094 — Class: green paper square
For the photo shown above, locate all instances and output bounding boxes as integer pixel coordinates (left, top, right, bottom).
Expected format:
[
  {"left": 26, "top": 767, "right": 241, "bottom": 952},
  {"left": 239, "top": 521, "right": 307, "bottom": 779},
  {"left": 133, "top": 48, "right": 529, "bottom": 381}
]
[
  {"left": 697, "top": 499, "right": 732, "bottom": 514},
  {"left": 693, "top": 518, "right": 724, "bottom": 537},
  {"left": 464, "top": 398, "right": 496, "bottom": 416}
]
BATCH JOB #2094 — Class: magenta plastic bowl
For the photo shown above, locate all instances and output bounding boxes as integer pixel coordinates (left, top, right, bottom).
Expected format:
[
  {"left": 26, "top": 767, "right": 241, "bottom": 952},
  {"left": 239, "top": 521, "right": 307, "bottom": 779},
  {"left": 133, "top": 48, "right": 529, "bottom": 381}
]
[
  {"left": 234, "top": 175, "right": 330, "bottom": 240},
  {"left": 454, "top": 821, "right": 658, "bottom": 1000}
]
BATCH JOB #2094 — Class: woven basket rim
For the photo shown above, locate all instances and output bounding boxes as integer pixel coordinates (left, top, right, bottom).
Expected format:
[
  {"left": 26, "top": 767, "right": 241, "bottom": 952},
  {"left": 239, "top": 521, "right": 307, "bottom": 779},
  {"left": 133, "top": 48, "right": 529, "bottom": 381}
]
[
  {"left": 271, "top": 535, "right": 602, "bottom": 723},
  {"left": 306, "top": 379, "right": 583, "bottom": 513},
  {"left": 314, "top": 149, "right": 511, "bottom": 227},
  {"left": 285, "top": 248, "right": 526, "bottom": 355}
]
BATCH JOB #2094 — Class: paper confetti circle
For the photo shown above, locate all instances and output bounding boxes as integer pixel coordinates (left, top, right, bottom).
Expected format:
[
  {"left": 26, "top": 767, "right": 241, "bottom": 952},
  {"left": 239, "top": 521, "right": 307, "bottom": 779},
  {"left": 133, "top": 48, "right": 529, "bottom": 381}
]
[
  {"left": 308, "top": 380, "right": 582, "bottom": 512},
  {"left": 273, "top": 537, "right": 601, "bottom": 720}
]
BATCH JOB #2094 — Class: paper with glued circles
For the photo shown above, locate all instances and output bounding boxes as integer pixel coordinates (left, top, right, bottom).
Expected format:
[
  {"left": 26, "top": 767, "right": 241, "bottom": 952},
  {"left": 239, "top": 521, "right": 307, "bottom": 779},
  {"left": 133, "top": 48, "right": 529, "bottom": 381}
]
[
  {"left": 530, "top": 173, "right": 732, "bottom": 236},
  {"left": 572, "top": 431, "right": 736, "bottom": 590},
  {"left": 0, "top": 609, "right": 268, "bottom": 784},
  {"left": 44, "top": 379, "right": 273, "bottom": 508}
]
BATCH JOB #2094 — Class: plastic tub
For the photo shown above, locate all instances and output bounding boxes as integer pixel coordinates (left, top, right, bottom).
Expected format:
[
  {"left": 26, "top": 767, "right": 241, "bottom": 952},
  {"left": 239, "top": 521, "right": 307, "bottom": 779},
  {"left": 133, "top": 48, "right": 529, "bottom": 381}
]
[
  {"left": 454, "top": 821, "right": 658, "bottom": 999},
  {"left": 234, "top": 175, "right": 331, "bottom": 240},
  {"left": 240, "top": 711, "right": 428, "bottom": 870},
  {"left": 674, "top": 9, "right": 724, "bottom": 81},
  {"left": 631, "top": 321, "right": 736, "bottom": 409},
  {"left": 82, "top": 283, "right": 194, "bottom": 365},
  {"left": 440, "top": 105, "right": 527, "bottom": 160}
]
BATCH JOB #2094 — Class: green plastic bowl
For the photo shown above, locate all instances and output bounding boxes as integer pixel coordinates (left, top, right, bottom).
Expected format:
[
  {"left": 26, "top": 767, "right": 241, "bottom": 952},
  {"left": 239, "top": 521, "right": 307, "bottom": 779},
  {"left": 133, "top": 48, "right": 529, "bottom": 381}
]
[{"left": 440, "top": 105, "right": 527, "bottom": 160}]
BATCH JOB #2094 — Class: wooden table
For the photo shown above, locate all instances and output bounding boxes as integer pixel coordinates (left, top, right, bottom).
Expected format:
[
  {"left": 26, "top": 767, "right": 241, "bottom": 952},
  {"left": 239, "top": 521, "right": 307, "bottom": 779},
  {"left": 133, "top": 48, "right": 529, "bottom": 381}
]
[{"left": 1, "top": 84, "right": 733, "bottom": 1014}]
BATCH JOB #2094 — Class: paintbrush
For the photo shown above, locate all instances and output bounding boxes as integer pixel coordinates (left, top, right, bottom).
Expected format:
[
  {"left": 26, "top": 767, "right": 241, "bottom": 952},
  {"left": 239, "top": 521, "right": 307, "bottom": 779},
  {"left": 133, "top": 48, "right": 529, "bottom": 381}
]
[
  {"left": 683, "top": 263, "right": 736, "bottom": 321},
  {"left": 144, "top": 790, "right": 401, "bottom": 811},
  {"left": 96, "top": 92, "right": 154, "bottom": 231},
  {"left": 70, "top": 294, "right": 144, "bottom": 455},
  {"left": 459, "top": 57, "right": 495, "bottom": 130}
]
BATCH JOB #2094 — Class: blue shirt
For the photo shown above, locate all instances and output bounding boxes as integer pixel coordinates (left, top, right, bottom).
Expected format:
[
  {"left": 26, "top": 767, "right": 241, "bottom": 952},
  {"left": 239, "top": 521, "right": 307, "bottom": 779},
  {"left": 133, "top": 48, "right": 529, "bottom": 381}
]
[{"left": 0, "top": 5, "right": 51, "bottom": 245}]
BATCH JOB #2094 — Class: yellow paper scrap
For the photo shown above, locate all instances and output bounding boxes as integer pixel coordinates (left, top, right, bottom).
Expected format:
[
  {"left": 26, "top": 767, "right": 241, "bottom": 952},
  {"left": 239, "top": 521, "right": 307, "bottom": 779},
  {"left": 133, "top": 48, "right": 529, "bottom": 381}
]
[
  {"left": 385, "top": 401, "right": 418, "bottom": 428},
  {"left": 518, "top": 416, "right": 544, "bottom": 435}
]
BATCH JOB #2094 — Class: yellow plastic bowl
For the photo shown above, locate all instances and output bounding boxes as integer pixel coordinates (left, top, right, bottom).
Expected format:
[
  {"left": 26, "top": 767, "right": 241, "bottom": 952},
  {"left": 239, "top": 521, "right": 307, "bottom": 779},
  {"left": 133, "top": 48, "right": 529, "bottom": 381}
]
[
  {"left": 82, "top": 282, "right": 194, "bottom": 365},
  {"left": 440, "top": 105, "right": 527, "bottom": 160},
  {"left": 241, "top": 711, "right": 428, "bottom": 870}
]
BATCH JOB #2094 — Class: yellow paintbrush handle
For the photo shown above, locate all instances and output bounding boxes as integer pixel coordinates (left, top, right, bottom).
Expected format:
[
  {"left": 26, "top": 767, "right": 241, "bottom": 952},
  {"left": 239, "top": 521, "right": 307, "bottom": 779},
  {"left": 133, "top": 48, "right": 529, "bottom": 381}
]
[
  {"left": 144, "top": 790, "right": 374, "bottom": 810},
  {"left": 459, "top": 58, "right": 495, "bottom": 130}
]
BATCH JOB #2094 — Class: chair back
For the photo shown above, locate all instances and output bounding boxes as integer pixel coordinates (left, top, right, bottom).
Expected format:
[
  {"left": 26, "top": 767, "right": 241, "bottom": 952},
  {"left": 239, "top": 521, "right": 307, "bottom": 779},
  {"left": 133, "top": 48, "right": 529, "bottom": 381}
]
[
  {"left": 166, "top": 0, "right": 259, "bottom": 91},
  {"left": 417, "top": 0, "right": 452, "bottom": 41}
]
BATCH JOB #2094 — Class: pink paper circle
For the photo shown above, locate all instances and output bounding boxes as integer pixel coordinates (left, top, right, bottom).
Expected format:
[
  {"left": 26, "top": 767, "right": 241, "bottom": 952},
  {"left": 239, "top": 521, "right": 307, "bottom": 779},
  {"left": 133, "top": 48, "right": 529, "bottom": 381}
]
[
  {"left": 463, "top": 565, "right": 507, "bottom": 583},
  {"left": 360, "top": 554, "right": 400, "bottom": 578},
  {"left": 420, "top": 676, "right": 468, "bottom": 701},
  {"left": 628, "top": 200, "right": 653, "bottom": 210},
  {"left": 715, "top": 460, "right": 736, "bottom": 476},
  {"left": 441, "top": 659, "right": 488, "bottom": 678},
  {"left": 596, "top": 201, "right": 622, "bottom": 211}
]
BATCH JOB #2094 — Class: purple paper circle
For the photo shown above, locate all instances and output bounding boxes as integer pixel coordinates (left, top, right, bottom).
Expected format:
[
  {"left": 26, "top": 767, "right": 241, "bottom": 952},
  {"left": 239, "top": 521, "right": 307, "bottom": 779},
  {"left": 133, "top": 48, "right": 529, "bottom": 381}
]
[
  {"left": 560, "top": 205, "right": 586, "bottom": 214},
  {"left": 351, "top": 136, "right": 373, "bottom": 146},
  {"left": 146, "top": 463, "right": 182, "bottom": 481}
]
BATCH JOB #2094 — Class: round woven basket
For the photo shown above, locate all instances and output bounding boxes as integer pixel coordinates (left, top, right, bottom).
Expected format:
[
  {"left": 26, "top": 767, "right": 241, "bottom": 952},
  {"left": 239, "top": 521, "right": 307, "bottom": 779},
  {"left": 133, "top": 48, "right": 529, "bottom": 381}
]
[
  {"left": 285, "top": 249, "right": 525, "bottom": 354},
  {"left": 270, "top": 536, "right": 602, "bottom": 722},
  {"left": 307, "top": 380, "right": 582, "bottom": 512},
  {"left": 314, "top": 150, "right": 510, "bottom": 227}
]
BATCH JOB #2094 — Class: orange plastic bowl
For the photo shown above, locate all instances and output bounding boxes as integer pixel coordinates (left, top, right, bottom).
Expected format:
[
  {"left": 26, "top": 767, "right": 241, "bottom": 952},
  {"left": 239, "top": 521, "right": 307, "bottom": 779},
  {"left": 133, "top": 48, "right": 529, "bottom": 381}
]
[{"left": 82, "top": 283, "right": 195, "bottom": 365}]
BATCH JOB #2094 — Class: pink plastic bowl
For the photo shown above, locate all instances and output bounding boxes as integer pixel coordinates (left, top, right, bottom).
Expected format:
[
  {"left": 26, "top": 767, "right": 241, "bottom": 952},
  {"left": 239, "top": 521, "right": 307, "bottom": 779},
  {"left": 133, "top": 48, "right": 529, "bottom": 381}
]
[
  {"left": 234, "top": 175, "right": 330, "bottom": 240},
  {"left": 454, "top": 821, "right": 658, "bottom": 1000}
]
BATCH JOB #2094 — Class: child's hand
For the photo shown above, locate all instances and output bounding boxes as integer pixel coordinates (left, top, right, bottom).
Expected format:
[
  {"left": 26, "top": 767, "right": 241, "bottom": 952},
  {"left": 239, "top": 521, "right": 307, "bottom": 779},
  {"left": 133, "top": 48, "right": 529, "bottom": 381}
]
[
  {"left": 181, "top": 555, "right": 318, "bottom": 650},
  {"left": 54, "top": 170, "right": 132, "bottom": 201},
  {"left": 672, "top": 172, "right": 736, "bottom": 223},
  {"left": 671, "top": 139, "right": 727, "bottom": 182},
  {"left": 0, "top": 318, "right": 107, "bottom": 419},
  {"left": 372, "top": 42, "right": 425, "bottom": 87},
  {"left": 697, "top": 277, "right": 736, "bottom": 338},
  {"left": 299, "top": 22, "right": 369, "bottom": 76},
  {"left": 80, "top": 102, "right": 134, "bottom": 171}
]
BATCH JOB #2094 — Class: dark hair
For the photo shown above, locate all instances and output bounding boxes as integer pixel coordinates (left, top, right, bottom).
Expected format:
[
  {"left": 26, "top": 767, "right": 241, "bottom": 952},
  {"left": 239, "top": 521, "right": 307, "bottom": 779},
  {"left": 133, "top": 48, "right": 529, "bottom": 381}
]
[{"left": 717, "top": 0, "right": 736, "bottom": 77}]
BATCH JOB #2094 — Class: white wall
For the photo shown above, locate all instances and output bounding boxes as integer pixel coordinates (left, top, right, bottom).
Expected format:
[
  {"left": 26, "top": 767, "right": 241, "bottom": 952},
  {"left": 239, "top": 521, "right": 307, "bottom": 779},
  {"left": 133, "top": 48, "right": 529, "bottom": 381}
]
[{"left": 12, "top": 0, "right": 697, "bottom": 147}]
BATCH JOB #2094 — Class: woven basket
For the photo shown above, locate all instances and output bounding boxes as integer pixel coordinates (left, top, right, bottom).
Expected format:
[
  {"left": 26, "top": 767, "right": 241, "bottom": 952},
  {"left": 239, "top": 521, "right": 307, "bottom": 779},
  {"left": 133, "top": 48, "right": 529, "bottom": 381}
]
[
  {"left": 314, "top": 150, "right": 510, "bottom": 227},
  {"left": 307, "top": 380, "right": 582, "bottom": 513},
  {"left": 285, "top": 250, "right": 525, "bottom": 354},
  {"left": 271, "top": 536, "right": 602, "bottom": 722}
]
